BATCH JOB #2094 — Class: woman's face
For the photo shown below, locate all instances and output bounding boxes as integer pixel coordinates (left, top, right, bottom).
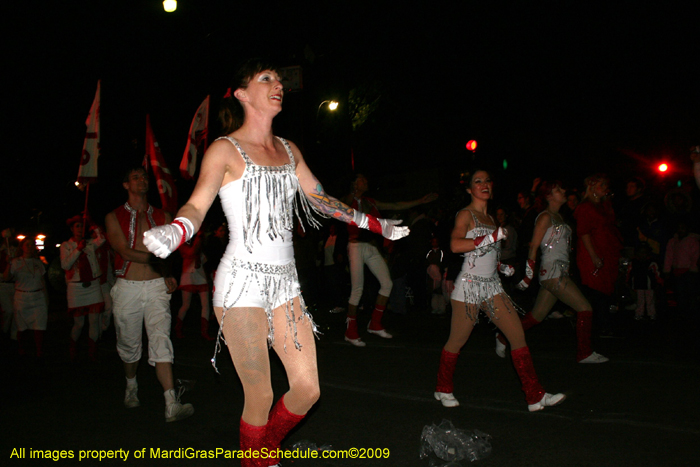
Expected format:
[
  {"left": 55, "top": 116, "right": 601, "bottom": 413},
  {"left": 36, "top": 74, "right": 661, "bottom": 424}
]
[
  {"left": 548, "top": 185, "right": 566, "bottom": 205},
  {"left": 592, "top": 179, "right": 609, "bottom": 198},
  {"left": 22, "top": 241, "right": 35, "bottom": 256},
  {"left": 239, "top": 70, "right": 283, "bottom": 114},
  {"left": 467, "top": 171, "right": 493, "bottom": 200},
  {"left": 496, "top": 209, "right": 507, "bottom": 225},
  {"left": 71, "top": 222, "right": 84, "bottom": 241}
]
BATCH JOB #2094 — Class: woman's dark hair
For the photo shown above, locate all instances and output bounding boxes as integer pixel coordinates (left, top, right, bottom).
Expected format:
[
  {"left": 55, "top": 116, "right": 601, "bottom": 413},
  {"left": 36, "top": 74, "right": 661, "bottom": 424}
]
[
  {"left": 219, "top": 58, "right": 281, "bottom": 134},
  {"left": 468, "top": 168, "right": 491, "bottom": 186},
  {"left": 536, "top": 179, "right": 563, "bottom": 205}
]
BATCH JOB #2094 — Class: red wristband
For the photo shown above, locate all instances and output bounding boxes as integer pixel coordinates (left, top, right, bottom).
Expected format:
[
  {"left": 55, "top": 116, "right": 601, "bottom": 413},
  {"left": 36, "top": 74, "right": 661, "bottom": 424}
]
[
  {"left": 366, "top": 215, "right": 382, "bottom": 235},
  {"left": 171, "top": 220, "right": 187, "bottom": 249}
]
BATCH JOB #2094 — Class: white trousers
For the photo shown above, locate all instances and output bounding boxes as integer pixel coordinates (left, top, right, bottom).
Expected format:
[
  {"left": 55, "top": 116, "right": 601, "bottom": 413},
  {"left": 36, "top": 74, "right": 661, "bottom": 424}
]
[{"left": 347, "top": 242, "right": 392, "bottom": 306}]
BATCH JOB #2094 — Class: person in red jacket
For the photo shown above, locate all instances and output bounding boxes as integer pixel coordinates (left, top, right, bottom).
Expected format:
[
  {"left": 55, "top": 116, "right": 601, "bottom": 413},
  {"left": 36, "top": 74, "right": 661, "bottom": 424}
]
[
  {"left": 105, "top": 167, "right": 193, "bottom": 423},
  {"left": 574, "top": 173, "right": 622, "bottom": 337}
]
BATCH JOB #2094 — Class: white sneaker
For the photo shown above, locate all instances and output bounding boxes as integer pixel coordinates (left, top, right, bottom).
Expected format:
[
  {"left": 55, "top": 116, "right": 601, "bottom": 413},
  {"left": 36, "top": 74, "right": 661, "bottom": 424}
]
[
  {"left": 528, "top": 392, "right": 566, "bottom": 412},
  {"left": 367, "top": 327, "right": 393, "bottom": 338},
  {"left": 124, "top": 386, "right": 140, "bottom": 408},
  {"left": 165, "top": 401, "right": 194, "bottom": 422},
  {"left": 434, "top": 392, "right": 460, "bottom": 407},
  {"left": 578, "top": 351, "right": 609, "bottom": 364},
  {"left": 495, "top": 334, "right": 506, "bottom": 358},
  {"left": 344, "top": 336, "right": 366, "bottom": 347}
]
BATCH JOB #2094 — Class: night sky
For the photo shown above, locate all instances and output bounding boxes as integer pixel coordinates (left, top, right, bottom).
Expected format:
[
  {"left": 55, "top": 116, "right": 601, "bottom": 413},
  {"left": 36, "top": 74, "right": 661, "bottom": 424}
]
[{"left": 3, "top": 1, "right": 699, "bottom": 240}]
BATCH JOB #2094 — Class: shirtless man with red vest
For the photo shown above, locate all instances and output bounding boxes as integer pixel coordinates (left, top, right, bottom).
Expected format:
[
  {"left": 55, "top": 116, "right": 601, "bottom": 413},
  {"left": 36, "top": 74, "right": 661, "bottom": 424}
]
[{"left": 105, "top": 167, "right": 193, "bottom": 422}]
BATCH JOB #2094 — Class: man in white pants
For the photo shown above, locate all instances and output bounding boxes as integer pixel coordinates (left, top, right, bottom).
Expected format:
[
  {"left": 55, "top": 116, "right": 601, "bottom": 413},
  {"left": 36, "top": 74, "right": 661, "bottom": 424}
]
[
  {"left": 105, "top": 167, "right": 193, "bottom": 422},
  {"left": 342, "top": 174, "right": 437, "bottom": 346}
]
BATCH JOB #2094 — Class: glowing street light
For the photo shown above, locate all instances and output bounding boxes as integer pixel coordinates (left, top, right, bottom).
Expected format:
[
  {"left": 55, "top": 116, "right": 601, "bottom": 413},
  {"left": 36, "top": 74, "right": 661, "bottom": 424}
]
[
  {"left": 163, "top": 0, "right": 177, "bottom": 13},
  {"left": 16, "top": 235, "right": 26, "bottom": 241},
  {"left": 317, "top": 100, "right": 339, "bottom": 116}
]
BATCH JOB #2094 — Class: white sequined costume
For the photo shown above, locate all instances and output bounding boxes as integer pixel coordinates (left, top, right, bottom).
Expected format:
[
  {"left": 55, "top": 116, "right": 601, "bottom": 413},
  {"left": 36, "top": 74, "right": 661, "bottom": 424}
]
[
  {"left": 211, "top": 136, "right": 322, "bottom": 370},
  {"left": 451, "top": 210, "right": 518, "bottom": 321},
  {"left": 537, "top": 211, "right": 572, "bottom": 286}
]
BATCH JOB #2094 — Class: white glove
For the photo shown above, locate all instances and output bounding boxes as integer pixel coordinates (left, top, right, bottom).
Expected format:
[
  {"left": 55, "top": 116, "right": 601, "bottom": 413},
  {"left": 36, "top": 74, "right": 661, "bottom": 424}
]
[
  {"left": 498, "top": 262, "right": 515, "bottom": 277},
  {"left": 352, "top": 211, "right": 409, "bottom": 241},
  {"left": 143, "top": 217, "right": 194, "bottom": 259},
  {"left": 473, "top": 227, "right": 507, "bottom": 249},
  {"left": 516, "top": 259, "right": 536, "bottom": 290}
]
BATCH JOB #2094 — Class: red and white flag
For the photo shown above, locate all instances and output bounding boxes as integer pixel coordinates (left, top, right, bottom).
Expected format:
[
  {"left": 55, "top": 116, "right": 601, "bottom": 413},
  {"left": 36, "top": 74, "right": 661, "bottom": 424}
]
[
  {"left": 78, "top": 80, "right": 100, "bottom": 184},
  {"left": 144, "top": 115, "right": 178, "bottom": 214},
  {"left": 180, "top": 95, "right": 209, "bottom": 180}
]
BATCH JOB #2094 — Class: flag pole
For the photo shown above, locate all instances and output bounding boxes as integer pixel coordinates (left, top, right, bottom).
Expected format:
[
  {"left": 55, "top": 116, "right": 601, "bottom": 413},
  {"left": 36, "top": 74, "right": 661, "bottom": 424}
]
[{"left": 81, "top": 182, "right": 91, "bottom": 238}]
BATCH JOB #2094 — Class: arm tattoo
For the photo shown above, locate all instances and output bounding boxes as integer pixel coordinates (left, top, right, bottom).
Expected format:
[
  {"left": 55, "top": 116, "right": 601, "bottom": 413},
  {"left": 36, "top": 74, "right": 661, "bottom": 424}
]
[{"left": 307, "top": 180, "right": 354, "bottom": 223}]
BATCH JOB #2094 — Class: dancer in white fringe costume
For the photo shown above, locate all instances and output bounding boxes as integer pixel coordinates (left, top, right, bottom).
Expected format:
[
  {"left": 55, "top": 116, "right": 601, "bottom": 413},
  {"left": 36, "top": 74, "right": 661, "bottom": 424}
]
[
  {"left": 142, "top": 58, "right": 409, "bottom": 467},
  {"left": 434, "top": 170, "right": 565, "bottom": 412},
  {"left": 495, "top": 180, "right": 609, "bottom": 364}
]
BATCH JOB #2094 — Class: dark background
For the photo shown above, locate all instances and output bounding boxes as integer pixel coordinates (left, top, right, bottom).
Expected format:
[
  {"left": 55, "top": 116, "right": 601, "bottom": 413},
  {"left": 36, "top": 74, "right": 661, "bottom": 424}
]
[{"left": 3, "top": 1, "right": 699, "bottom": 242}]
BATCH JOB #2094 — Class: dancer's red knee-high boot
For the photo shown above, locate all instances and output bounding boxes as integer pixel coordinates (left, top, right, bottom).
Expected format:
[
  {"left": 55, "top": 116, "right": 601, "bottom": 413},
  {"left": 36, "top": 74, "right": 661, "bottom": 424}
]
[
  {"left": 175, "top": 317, "right": 185, "bottom": 339},
  {"left": 576, "top": 310, "right": 593, "bottom": 361},
  {"left": 266, "top": 396, "right": 305, "bottom": 466},
  {"left": 520, "top": 312, "right": 541, "bottom": 332},
  {"left": 201, "top": 317, "right": 214, "bottom": 341},
  {"left": 510, "top": 346, "right": 545, "bottom": 405},
  {"left": 368, "top": 304, "right": 386, "bottom": 331},
  {"left": 435, "top": 348, "right": 460, "bottom": 394},
  {"left": 239, "top": 419, "right": 267, "bottom": 467},
  {"left": 345, "top": 316, "right": 360, "bottom": 340}
]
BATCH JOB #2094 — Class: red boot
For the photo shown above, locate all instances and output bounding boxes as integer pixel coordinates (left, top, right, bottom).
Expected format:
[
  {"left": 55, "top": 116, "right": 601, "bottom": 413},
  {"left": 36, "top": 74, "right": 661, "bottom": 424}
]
[
  {"left": 175, "top": 317, "right": 185, "bottom": 339},
  {"left": 576, "top": 311, "right": 608, "bottom": 363},
  {"left": 520, "top": 312, "right": 541, "bottom": 332},
  {"left": 434, "top": 348, "right": 460, "bottom": 407},
  {"left": 266, "top": 396, "right": 306, "bottom": 465},
  {"left": 510, "top": 346, "right": 545, "bottom": 405},
  {"left": 239, "top": 419, "right": 267, "bottom": 467},
  {"left": 200, "top": 317, "right": 214, "bottom": 341},
  {"left": 367, "top": 304, "right": 392, "bottom": 338},
  {"left": 344, "top": 316, "right": 365, "bottom": 347},
  {"left": 368, "top": 304, "right": 386, "bottom": 331}
]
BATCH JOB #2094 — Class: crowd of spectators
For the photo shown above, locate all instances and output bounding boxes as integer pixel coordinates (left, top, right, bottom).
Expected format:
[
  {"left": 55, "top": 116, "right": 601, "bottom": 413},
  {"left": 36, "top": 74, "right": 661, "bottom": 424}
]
[{"left": 2, "top": 155, "right": 699, "bottom": 360}]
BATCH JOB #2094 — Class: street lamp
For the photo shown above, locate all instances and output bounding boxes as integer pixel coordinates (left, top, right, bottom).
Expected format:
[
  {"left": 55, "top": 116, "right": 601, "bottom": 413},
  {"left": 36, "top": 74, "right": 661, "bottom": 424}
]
[
  {"left": 163, "top": 0, "right": 177, "bottom": 12},
  {"left": 317, "top": 100, "right": 339, "bottom": 116}
]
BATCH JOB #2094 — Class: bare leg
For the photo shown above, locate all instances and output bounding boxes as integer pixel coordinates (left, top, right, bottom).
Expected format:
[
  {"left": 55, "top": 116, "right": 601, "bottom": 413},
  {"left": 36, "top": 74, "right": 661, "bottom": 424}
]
[
  {"left": 490, "top": 295, "right": 527, "bottom": 350},
  {"left": 198, "top": 291, "right": 210, "bottom": 320},
  {"left": 444, "top": 300, "right": 478, "bottom": 354},
  {"left": 155, "top": 362, "right": 174, "bottom": 392},
  {"left": 178, "top": 291, "right": 192, "bottom": 321},
  {"left": 214, "top": 305, "right": 273, "bottom": 426},
  {"left": 270, "top": 296, "right": 320, "bottom": 414}
]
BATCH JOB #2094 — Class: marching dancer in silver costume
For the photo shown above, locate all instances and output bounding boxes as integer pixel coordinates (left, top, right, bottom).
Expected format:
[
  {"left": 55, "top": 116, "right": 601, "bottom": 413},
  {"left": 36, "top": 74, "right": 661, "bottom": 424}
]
[
  {"left": 434, "top": 170, "right": 565, "bottom": 412},
  {"left": 496, "top": 181, "right": 609, "bottom": 363},
  {"left": 142, "top": 59, "right": 408, "bottom": 467}
]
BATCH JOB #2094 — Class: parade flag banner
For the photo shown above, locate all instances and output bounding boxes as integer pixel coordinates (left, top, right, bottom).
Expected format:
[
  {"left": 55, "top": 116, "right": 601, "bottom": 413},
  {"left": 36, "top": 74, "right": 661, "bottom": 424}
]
[
  {"left": 180, "top": 95, "right": 209, "bottom": 180},
  {"left": 145, "top": 115, "right": 178, "bottom": 214},
  {"left": 78, "top": 80, "right": 100, "bottom": 183}
]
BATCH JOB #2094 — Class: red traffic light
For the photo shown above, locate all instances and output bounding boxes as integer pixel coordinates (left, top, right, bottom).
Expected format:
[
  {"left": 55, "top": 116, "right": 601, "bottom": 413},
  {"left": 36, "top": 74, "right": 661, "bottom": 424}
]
[
  {"left": 466, "top": 140, "right": 477, "bottom": 152},
  {"left": 658, "top": 163, "right": 668, "bottom": 173}
]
